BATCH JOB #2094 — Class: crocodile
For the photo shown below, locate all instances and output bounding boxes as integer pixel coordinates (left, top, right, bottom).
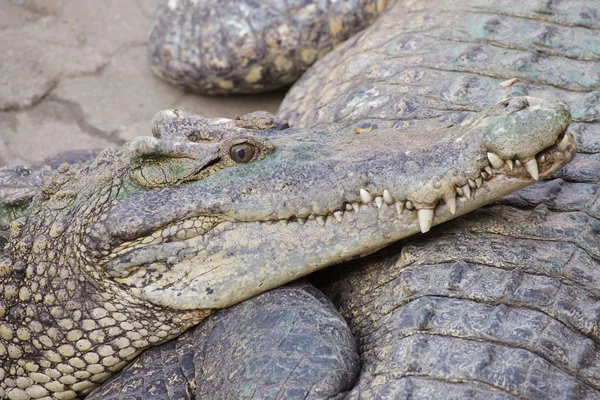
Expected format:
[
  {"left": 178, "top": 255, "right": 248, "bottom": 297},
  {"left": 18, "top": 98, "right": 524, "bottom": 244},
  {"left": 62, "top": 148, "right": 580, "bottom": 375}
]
[
  {"left": 103, "top": 0, "right": 600, "bottom": 398},
  {"left": 0, "top": 93, "right": 572, "bottom": 400}
]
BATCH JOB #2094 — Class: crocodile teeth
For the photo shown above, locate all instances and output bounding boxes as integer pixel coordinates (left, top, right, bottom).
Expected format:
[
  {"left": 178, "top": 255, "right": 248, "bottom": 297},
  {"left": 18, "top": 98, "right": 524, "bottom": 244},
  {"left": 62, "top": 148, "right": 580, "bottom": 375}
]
[
  {"left": 334, "top": 211, "right": 344, "bottom": 222},
  {"left": 346, "top": 203, "right": 353, "bottom": 211},
  {"left": 395, "top": 201, "right": 405, "bottom": 214},
  {"left": 444, "top": 193, "right": 456, "bottom": 215},
  {"left": 383, "top": 189, "right": 394, "bottom": 204},
  {"left": 557, "top": 135, "right": 569, "bottom": 152},
  {"left": 484, "top": 166, "right": 493, "bottom": 176},
  {"left": 506, "top": 159, "right": 514, "bottom": 170},
  {"left": 475, "top": 177, "right": 483, "bottom": 188},
  {"left": 375, "top": 196, "right": 383, "bottom": 208},
  {"left": 524, "top": 159, "right": 539, "bottom": 180},
  {"left": 417, "top": 209, "right": 434, "bottom": 233},
  {"left": 316, "top": 216, "right": 326, "bottom": 226},
  {"left": 499, "top": 77, "right": 518, "bottom": 87},
  {"left": 468, "top": 179, "right": 476, "bottom": 189},
  {"left": 352, "top": 203, "right": 360, "bottom": 212},
  {"left": 487, "top": 152, "right": 504, "bottom": 169},
  {"left": 456, "top": 187, "right": 464, "bottom": 196},
  {"left": 405, "top": 201, "right": 414, "bottom": 210},
  {"left": 297, "top": 217, "right": 306, "bottom": 225},
  {"left": 462, "top": 184, "right": 471, "bottom": 198},
  {"left": 279, "top": 219, "right": 289, "bottom": 226},
  {"left": 515, "top": 160, "right": 522, "bottom": 167},
  {"left": 360, "top": 189, "right": 373, "bottom": 204},
  {"left": 539, "top": 155, "right": 546, "bottom": 163}
]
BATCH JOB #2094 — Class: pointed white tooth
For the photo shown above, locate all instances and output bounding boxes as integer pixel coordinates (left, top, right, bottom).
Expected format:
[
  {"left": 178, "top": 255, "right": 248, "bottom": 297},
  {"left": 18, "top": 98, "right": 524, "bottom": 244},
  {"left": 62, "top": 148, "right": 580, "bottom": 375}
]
[
  {"left": 346, "top": 203, "right": 353, "bottom": 211},
  {"left": 360, "top": 189, "right": 373, "bottom": 204},
  {"left": 405, "top": 201, "right": 414, "bottom": 210},
  {"left": 334, "top": 211, "right": 344, "bottom": 222},
  {"left": 524, "top": 159, "right": 539, "bottom": 180},
  {"left": 395, "top": 201, "right": 405, "bottom": 214},
  {"left": 417, "top": 209, "right": 434, "bottom": 233},
  {"left": 484, "top": 166, "right": 493, "bottom": 176},
  {"left": 476, "top": 177, "right": 483, "bottom": 188},
  {"left": 554, "top": 151, "right": 565, "bottom": 160},
  {"left": 462, "top": 184, "right": 471, "bottom": 198},
  {"left": 297, "top": 217, "right": 306, "bottom": 225},
  {"left": 375, "top": 196, "right": 383, "bottom": 208},
  {"left": 506, "top": 159, "right": 514, "bottom": 170},
  {"left": 487, "top": 152, "right": 504, "bottom": 169},
  {"left": 307, "top": 214, "right": 315, "bottom": 220},
  {"left": 557, "top": 135, "right": 569, "bottom": 152},
  {"left": 316, "top": 216, "right": 326, "bottom": 226},
  {"left": 468, "top": 179, "right": 476, "bottom": 189},
  {"left": 539, "top": 155, "right": 546, "bottom": 163},
  {"left": 456, "top": 187, "right": 464, "bottom": 196},
  {"left": 383, "top": 189, "right": 394, "bottom": 204},
  {"left": 352, "top": 203, "right": 360, "bottom": 212},
  {"left": 444, "top": 192, "right": 456, "bottom": 215},
  {"left": 481, "top": 171, "right": 489, "bottom": 179},
  {"left": 515, "top": 159, "right": 522, "bottom": 167},
  {"left": 279, "top": 219, "right": 289, "bottom": 226}
]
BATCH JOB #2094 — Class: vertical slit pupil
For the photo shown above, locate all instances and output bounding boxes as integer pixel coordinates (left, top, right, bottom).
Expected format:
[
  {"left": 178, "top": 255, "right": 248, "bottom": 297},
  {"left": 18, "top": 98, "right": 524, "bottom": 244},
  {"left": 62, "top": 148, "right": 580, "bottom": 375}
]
[{"left": 230, "top": 144, "right": 254, "bottom": 163}]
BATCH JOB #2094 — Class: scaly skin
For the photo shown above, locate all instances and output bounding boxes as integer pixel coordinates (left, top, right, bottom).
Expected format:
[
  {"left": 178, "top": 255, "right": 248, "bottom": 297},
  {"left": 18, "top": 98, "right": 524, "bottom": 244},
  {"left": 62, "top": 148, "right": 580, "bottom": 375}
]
[
  {"left": 89, "top": 281, "right": 360, "bottom": 400},
  {"left": 148, "top": 0, "right": 387, "bottom": 94},
  {"left": 0, "top": 97, "right": 572, "bottom": 399}
]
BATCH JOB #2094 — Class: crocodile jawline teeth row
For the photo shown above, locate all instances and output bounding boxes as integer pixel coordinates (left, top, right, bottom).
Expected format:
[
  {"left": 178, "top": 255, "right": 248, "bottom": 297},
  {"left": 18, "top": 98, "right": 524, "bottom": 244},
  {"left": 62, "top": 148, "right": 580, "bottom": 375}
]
[
  {"left": 261, "top": 133, "right": 571, "bottom": 234},
  {"left": 107, "top": 134, "right": 571, "bottom": 258}
]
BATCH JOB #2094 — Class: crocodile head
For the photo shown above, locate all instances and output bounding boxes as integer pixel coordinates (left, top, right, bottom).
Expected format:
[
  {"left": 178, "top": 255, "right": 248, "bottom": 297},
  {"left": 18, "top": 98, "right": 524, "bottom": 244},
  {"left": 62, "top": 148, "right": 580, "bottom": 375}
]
[
  {"left": 0, "top": 96, "right": 574, "bottom": 398},
  {"left": 60, "top": 96, "right": 574, "bottom": 310}
]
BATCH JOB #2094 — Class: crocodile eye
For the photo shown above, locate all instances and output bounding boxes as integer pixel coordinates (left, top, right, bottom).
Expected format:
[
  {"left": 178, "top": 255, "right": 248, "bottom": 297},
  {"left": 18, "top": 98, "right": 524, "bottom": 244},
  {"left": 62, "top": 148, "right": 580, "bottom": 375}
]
[{"left": 229, "top": 143, "right": 255, "bottom": 163}]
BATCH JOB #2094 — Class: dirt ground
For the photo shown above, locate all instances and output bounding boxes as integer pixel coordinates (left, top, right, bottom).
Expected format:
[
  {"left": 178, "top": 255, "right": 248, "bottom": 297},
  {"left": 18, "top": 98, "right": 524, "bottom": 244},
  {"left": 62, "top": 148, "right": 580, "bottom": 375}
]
[{"left": 0, "top": 0, "right": 285, "bottom": 167}]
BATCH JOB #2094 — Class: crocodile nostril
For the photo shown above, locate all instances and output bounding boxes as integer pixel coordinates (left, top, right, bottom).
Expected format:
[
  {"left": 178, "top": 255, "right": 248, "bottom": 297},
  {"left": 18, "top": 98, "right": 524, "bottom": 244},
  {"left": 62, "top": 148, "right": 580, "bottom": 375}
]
[{"left": 505, "top": 97, "right": 530, "bottom": 112}]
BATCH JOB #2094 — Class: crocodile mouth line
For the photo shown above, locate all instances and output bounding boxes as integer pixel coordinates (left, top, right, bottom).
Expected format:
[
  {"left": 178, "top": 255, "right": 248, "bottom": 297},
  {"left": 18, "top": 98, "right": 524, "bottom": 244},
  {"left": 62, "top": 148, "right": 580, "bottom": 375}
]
[
  {"left": 106, "top": 132, "right": 574, "bottom": 260},
  {"left": 265, "top": 131, "right": 573, "bottom": 234}
]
